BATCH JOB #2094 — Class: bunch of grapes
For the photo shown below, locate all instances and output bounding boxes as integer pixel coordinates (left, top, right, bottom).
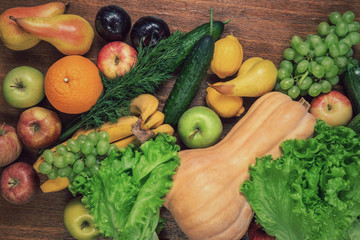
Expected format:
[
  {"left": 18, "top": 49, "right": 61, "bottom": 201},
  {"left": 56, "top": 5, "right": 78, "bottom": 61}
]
[
  {"left": 275, "top": 11, "right": 360, "bottom": 99},
  {"left": 38, "top": 130, "right": 118, "bottom": 181}
]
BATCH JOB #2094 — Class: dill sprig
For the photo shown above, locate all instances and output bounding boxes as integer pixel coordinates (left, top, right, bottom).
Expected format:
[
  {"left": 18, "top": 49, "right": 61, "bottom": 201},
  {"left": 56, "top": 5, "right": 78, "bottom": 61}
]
[{"left": 57, "top": 31, "right": 185, "bottom": 143}]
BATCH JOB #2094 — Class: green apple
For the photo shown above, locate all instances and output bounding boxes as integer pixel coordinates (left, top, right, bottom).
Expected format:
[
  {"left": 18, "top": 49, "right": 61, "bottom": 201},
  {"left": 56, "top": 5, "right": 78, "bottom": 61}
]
[
  {"left": 2, "top": 66, "right": 44, "bottom": 108},
  {"left": 178, "top": 106, "right": 223, "bottom": 148},
  {"left": 63, "top": 197, "right": 100, "bottom": 240}
]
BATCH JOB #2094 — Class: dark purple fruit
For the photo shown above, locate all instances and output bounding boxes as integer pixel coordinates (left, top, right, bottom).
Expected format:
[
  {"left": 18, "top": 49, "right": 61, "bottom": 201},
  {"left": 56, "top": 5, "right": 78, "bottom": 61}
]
[
  {"left": 130, "top": 16, "right": 170, "bottom": 49},
  {"left": 95, "top": 5, "right": 131, "bottom": 42}
]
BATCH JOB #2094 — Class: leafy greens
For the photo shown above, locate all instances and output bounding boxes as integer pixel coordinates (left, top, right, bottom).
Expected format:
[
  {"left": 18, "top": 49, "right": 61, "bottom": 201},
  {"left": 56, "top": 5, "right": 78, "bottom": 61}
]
[
  {"left": 71, "top": 133, "right": 181, "bottom": 240},
  {"left": 241, "top": 120, "right": 360, "bottom": 240}
]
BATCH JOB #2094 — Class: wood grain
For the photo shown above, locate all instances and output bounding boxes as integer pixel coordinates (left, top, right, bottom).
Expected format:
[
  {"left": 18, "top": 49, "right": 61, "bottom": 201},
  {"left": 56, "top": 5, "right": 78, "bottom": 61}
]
[{"left": 0, "top": 1, "right": 359, "bottom": 239}]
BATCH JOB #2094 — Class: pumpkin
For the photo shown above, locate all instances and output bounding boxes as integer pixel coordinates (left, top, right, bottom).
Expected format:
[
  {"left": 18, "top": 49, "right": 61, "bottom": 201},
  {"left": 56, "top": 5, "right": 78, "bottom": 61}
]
[{"left": 163, "top": 91, "right": 316, "bottom": 240}]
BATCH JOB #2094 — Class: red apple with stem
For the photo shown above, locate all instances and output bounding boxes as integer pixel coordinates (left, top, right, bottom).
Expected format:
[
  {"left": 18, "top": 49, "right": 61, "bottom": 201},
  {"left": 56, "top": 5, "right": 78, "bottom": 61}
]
[
  {"left": 97, "top": 41, "right": 137, "bottom": 80},
  {"left": 310, "top": 90, "right": 353, "bottom": 127},
  {"left": 17, "top": 106, "right": 62, "bottom": 149},
  {"left": 1, "top": 162, "right": 40, "bottom": 205},
  {"left": 0, "top": 123, "right": 22, "bottom": 167}
]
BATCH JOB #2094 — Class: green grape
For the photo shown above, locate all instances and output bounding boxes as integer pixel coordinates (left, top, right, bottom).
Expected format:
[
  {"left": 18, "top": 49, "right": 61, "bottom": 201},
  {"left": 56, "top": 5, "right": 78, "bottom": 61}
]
[
  {"left": 280, "top": 78, "right": 294, "bottom": 90},
  {"left": 319, "top": 80, "right": 332, "bottom": 93},
  {"left": 67, "top": 139, "right": 80, "bottom": 153},
  {"left": 338, "top": 66, "right": 346, "bottom": 75},
  {"left": 309, "top": 34, "right": 322, "bottom": 47},
  {"left": 298, "top": 76, "right": 313, "bottom": 90},
  {"left": 283, "top": 48, "right": 296, "bottom": 60},
  {"left": 54, "top": 156, "right": 67, "bottom": 168},
  {"left": 347, "top": 32, "right": 360, "bottom": 46},
  {"left": 291, "top": 35, "right": 303, "bottom": 48},
  {"left": 348, "top": 21, "right": 360, "bottom": 33},
  {"left": 47, "top": 168, "right": 58, "bottom": 180},
  {"left": 99, "top": 131, "right": 110, "bottom": 142},
  {"left": 43, "top": 149, "right": 56, "bottom": 164},
  {"left": 274, "top": 82, "right": 282, "bottom": 91},
  {"left": 346, "top": 48, "right": 354, "bottom": 57},
  {"left": 85, "top": 154, "right": 97, "bottom": 168},
  {"left": 296, "top": 59, "right": 309, "bottom": 73},
  {"left": 38, "top": 162, "right": 52, "bottom": 174},
  {"left": 338, "top": 41, "right": 350, "bottom": 56},
  {"left": 288, "top": 86, "right": 300, "bottom": 99},
  {"left": 295, "top": 42, "right": 310, "bottom": 56},
  {"left": 277, "top": 68, "right": 291, "bottom": 80},
  {"left": 340, "top": 37, "right": 352, "bottom": 48},
  {"left": 56, "top": 144, "right": 68, "bottom": 156},
  {"left": 318, "top": 22, "right": 331, "bottom": 36},
  {"left": 321, "top": 56, "right": 335, "bottom": 72},
  {"left": 90, "top": 164, "right": 100, "bottom": 175},
  {"left": 280, "top": 60, "right": 294, "bottom": 73},
  {"left": 107, "top": 144, "right": 119, "bottom": 155},
  {"left": 293, "top": 53, "right": 305, "bottom": 64},
  {"left": 329, "top": 25, "right": 336, "bottom": 34},
  {"left": 325, "top": 33, "right": 339, "bottom": 46},
  {"left": 315, "top": 56, "right": 324, "bottom": 64},
  {"left": 97, "top": 139, "right": 110, "bottom": 156},
  {"left": 308, "top": 49, "right": 315, "bottom": 58},
  {"left": 327, "top": 76, "right": 340, "bottom": 85},
  {"left": 325, "top": 65, "right": 339, "bottom": 78},
  {"left": 90, "top": 148, "right": 98, "bottom": 156},
  {"left": 328, "top": 43, "right": 340, "bottom": 58},
  {"left": 335, "top": 21, "right": 349, "bottom": 37},
  {"left": 329, "top": 12, "right": 342, "bottom": 25},
  {"left": 87, "top": 131, "right": 100, "bottom": 145},
  {"left": 342, "top": 11, "right": 355, "bottom": 24},
  {"left": 308, "top": 83, "right": 322, "bottom": 97},
  {"left": 81, "top": 140, "right": 94, "bottom": 155},
  {"left": 83, "top": 168, "right": 92, "bottom": 177},
  {"left": 309, "top": 61, "right": 319, "bottom": 73},
  {"left": 63, "top": 152, "right": 76, "bottom": 165},
  {"left": 58, "top": 166, "right": 72, "bottom": 178},
  {"left": 334, "top": 56, "right": 348, "bottom": 68},
  {"left": 76, "top": 134, "right": 87, "bottom": 145},
  {"left": 73, "top": 160, "right": 85, "bottom": 174},
  {"left": 312, "top": 64, "right": 325, "bottom": 78},
  {"left": 314, "top": 43, "right": 327, "bottom": 57}
]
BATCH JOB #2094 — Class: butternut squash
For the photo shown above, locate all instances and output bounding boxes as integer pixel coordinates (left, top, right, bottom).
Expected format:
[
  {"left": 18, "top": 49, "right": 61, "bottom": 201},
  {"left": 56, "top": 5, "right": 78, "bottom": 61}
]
[{"left": 163, "top": 91, "right": 316, "bottom": 240}]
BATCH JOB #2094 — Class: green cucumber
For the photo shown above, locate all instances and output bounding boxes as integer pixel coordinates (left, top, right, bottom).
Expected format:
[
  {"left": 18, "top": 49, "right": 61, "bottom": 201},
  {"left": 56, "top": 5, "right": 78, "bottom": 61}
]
[
  {"left": 163, "top": 35, "right": 215, "bottom": 126},
  {"left": 348, "top": 113, "right": 360, "bottom": 134},
  {"left": 343, "top": 63, "right": 360, "bottom": 115},
  {"left": 171, "top": 21, "right": 225, "bottom": 71}
]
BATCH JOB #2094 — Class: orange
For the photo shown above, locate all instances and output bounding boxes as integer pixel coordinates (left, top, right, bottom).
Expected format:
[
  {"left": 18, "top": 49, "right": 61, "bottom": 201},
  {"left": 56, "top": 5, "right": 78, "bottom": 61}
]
[{"left": 44, "top": 55, "right": 103, "bottom": 114}]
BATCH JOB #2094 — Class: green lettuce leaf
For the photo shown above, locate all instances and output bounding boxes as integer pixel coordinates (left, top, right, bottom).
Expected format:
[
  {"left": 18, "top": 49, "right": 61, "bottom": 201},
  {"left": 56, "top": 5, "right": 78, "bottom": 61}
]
[
  {"left": 241, "top": 120, "right": 360, "bottom": 240},
  {"left": 78, "top": 133, "right": 180, "bottom": 240}
]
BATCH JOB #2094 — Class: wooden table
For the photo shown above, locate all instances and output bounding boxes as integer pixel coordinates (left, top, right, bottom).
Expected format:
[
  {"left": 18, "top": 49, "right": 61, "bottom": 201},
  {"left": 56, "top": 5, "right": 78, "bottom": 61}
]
[{"left": 0, "top": 1, "right": 359, "bottom": 239}]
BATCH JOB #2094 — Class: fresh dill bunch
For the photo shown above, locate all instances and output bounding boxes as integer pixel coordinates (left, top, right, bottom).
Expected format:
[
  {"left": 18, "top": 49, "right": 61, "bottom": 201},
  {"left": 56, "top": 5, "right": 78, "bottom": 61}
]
[{"left": 58, "top": 31, "right": 185, "bottom": 143}]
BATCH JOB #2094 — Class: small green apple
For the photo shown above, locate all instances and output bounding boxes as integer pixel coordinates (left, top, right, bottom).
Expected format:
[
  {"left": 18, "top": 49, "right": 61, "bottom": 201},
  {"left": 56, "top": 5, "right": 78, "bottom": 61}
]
[
  {"left": 178, "top": 106, "right": 223, "bottom": 149},
  {"left": 63, "top": 197, "right": 100, "bottom": 240},
  {"left": 2, "top": 66, "right": 44, "bottom": 108}
]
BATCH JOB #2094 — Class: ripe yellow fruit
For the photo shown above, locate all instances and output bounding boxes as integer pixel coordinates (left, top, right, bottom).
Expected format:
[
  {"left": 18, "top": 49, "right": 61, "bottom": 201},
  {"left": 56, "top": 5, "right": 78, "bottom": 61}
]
[
  {"left": 206, "top": 82, "right": 245, "bottom": 118},
  {"left": 210, "top": 35, "right": 243, "bottom": 79}
]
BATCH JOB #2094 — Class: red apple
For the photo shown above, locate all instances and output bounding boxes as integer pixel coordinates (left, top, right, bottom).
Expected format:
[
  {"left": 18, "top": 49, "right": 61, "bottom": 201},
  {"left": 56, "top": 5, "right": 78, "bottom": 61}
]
[
  {"left": 310, "top": 91, "right": 353, "bottom": 127},
  {"left": 1, "top": 162, "right": 40, "bottom": 205},
  {"left": 97, "top": 41, "right": 137, "bottom": 80},
  {"left": 17, "top": 106, "right": 62, "bottom": 149},
  {"left": 248, "top": 218, "right": 275, "bottom": 240},
  {"left": 0, "top": 123, "right": 22, "bottom": 167}
]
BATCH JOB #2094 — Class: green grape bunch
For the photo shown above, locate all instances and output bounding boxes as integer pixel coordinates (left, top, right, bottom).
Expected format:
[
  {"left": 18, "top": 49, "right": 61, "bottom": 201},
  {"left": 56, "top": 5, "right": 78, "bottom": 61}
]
[
  {"left": 38, "top": 130, "right": 119, "bottom": 182},
  {"left": 275, "top": 11, "right": 360, "bottom": 99}
]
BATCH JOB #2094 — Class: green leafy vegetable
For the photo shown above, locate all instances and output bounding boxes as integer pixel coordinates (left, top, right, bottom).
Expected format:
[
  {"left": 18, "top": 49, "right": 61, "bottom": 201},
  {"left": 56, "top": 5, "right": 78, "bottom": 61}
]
[
  {"left": 71, "top": 134, "right": 180, "bottom": 240},
  {"left": 241, "top": 120, "right": 360, "bottom": 240}
]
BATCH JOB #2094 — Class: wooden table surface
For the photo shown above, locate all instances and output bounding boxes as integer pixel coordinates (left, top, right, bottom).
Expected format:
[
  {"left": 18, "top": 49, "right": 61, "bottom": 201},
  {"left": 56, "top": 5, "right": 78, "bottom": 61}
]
[{"left": 0, "top": 1, "right": 359, "bottom": 239}]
